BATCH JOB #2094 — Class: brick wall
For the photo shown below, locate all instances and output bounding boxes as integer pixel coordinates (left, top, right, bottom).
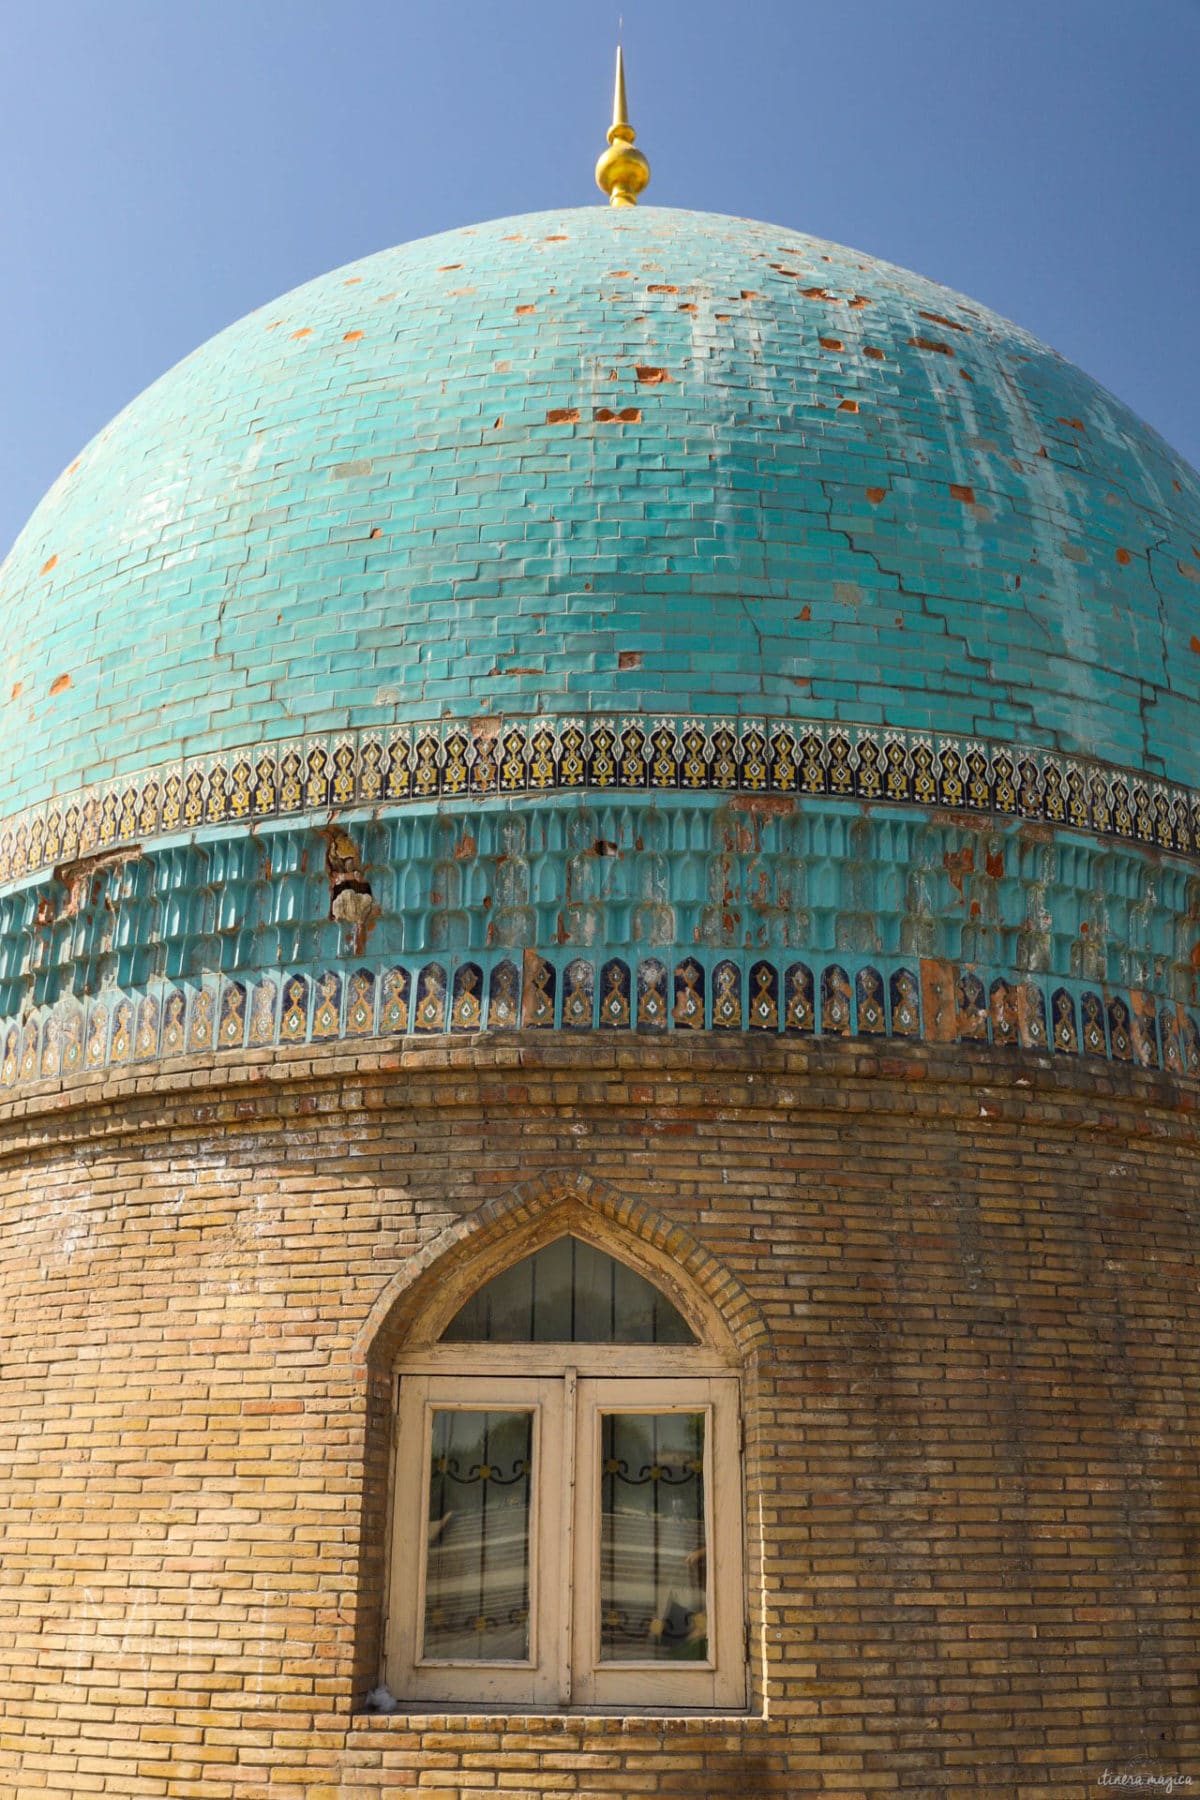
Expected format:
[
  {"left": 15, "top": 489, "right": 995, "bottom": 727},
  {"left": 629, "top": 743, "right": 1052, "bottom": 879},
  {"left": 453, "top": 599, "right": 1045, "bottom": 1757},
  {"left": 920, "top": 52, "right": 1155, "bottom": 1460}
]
[{"left": 1, "top": 1034, "right": 1198, "bottom": 1798}]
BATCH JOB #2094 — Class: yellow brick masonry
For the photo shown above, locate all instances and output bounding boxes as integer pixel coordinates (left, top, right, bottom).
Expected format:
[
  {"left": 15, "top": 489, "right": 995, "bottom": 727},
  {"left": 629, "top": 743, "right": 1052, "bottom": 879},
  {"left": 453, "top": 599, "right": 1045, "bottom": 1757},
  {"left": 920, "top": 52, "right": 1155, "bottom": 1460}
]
[{"left": 0, "top": 1034, "right": 1198, "bottom": 1798}]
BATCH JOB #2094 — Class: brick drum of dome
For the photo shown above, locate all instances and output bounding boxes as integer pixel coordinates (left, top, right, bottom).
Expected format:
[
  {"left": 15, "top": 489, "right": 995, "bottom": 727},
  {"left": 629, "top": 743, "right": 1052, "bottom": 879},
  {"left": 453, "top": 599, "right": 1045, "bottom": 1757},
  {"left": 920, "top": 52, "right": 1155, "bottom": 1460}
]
[{"left": 0, "top": 206, "right": 1198, "bottom": 1800}]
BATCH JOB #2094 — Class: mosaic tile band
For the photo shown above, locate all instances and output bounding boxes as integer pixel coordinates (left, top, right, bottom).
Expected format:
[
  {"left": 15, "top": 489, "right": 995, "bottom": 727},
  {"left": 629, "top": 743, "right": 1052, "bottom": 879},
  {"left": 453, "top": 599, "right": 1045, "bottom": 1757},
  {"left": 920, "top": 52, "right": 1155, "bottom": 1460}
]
[
  {"left": 3, "top": 952, "right": 1195, "bottom": 1094},
  {"left": 3, "top": 713, "right": 1200, "bottom": 890}
]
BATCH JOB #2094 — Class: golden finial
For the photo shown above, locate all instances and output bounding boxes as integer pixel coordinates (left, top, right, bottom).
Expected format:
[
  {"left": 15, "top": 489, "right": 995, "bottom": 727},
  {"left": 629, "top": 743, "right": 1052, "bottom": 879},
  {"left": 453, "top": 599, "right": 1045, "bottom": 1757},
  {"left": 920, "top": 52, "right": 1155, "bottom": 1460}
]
[{"left": 595, "top": 44, "right": 651, "bottom": 207}]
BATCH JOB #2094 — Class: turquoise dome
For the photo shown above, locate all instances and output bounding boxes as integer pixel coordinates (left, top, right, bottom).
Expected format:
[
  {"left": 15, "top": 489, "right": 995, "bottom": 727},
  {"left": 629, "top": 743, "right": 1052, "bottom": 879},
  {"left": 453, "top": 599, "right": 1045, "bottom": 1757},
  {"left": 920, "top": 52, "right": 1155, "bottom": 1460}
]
[
  {"left": 4, "top": 205, "right": 1200, "bottom": 1096},
  {"left": 2, "top": 206, "right": 1199, "bottom": 837}
]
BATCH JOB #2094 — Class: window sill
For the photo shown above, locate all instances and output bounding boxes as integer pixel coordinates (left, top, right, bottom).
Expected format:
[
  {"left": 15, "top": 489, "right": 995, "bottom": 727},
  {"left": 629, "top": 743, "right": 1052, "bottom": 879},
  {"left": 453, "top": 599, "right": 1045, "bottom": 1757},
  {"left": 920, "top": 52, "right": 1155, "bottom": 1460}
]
[{"left": 351, "top": 1708, "right": 767, "bottom": 1729}]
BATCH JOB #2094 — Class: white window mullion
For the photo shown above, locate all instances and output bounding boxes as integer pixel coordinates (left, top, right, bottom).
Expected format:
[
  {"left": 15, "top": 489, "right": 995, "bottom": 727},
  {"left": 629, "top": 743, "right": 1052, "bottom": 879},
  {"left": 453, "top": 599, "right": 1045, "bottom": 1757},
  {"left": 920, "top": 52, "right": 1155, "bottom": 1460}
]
[{"left": 557, "top": 1367, "right": 578, "bottom": 1706}]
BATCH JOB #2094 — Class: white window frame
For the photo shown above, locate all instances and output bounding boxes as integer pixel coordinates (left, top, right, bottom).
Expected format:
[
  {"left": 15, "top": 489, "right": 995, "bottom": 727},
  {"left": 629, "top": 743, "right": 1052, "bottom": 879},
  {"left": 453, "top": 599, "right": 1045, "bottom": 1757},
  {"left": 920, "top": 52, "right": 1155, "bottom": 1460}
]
[
  {"left": 384, "top": 1342, "right": 746, "bottom": 1713},
  {"left": 387, "top": 1375, "right": 567, "bottom": 1707},
  {"left": 571, "top": 1374, "right": 743, "bottom": 1710}
]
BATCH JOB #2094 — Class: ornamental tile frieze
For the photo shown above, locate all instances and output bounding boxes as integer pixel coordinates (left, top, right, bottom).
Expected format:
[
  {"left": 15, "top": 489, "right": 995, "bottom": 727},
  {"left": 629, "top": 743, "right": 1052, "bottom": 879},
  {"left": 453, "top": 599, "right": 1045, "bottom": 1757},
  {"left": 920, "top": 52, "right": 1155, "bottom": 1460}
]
[
  {"left": 3, "top": 953, "right": 1197, "bottom": 1094},
  {"left": 2, "top": 713, "right": 1200, "bottom": 890}
]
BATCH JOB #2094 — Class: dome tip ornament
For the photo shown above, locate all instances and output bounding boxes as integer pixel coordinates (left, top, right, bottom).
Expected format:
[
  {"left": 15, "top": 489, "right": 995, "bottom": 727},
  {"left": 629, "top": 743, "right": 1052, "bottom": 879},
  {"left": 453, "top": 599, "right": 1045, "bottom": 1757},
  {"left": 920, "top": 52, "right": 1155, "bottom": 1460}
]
[{"left": 595, "top": 44, "right": 651, "bottom": 207}]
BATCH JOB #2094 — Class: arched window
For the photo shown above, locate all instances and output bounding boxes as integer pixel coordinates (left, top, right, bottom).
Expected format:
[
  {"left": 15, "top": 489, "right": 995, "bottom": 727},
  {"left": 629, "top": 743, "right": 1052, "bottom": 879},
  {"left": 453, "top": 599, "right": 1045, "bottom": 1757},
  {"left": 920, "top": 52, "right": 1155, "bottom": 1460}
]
[{"left": 386, "top": 1234, "right": 745, "bottom": 1710}]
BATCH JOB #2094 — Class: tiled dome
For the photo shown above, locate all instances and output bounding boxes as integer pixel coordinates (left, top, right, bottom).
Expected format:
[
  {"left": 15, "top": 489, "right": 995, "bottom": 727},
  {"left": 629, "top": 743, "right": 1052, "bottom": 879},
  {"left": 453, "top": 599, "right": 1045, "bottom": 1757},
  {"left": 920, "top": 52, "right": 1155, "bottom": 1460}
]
[{"left": 3, "top": 206, "right": 1199, "bottom": 834}]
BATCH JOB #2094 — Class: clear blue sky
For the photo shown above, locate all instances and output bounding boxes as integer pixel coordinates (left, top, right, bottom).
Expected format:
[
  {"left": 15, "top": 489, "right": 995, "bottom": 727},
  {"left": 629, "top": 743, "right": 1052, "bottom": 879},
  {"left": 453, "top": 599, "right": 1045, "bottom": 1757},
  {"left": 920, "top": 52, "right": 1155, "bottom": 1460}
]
[{"left": 1, "top": 0, "right": 1197, "bottom": 558}]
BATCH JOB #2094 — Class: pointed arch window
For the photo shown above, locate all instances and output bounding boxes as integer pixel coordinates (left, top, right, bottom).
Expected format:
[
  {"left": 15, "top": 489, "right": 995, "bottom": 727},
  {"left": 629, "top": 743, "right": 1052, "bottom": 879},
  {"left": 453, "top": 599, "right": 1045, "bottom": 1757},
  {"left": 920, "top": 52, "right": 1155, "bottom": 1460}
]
[
  {"left": 441, "top": 1236, "right": 695, "bottom": 1345},
  {"left": 386, "top": 1234, "right": 745, "bottom": 1711}
]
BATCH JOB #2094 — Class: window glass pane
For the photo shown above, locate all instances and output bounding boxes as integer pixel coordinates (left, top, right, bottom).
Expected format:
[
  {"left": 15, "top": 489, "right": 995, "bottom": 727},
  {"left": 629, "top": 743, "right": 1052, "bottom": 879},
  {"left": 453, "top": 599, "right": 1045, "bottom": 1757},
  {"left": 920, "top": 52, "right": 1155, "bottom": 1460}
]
[
  {"left": 422, "top": 1410, "right": 532, "bottom": 1662},
  {"left": 441, "top": 1237, "right": 695, "bottom": 1344},
  {"left": 530, "top": 1233, "right": 574, "bottom": 1340},
  {"left": 598, "top": 1411, "right": 708, "bottom": 1662},
  {"left": 570, "top": 1238, "right": 614, "bottom": 1342}
]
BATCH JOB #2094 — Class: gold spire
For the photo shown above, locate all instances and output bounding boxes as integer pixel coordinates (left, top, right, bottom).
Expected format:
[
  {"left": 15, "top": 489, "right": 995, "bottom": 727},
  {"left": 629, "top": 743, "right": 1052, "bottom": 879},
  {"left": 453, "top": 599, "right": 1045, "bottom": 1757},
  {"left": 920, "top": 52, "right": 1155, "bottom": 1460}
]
[{"left": 595, "top": 45, "right": 651, "bottom": 207}]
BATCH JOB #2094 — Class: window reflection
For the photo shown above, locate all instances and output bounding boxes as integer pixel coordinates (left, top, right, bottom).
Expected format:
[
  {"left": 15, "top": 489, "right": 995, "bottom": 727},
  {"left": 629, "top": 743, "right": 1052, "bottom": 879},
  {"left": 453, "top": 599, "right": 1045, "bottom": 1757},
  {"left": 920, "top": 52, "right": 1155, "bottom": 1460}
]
[
  {"left": 422, "top": 1410, "right": 533, "bottom": 1662},
  {"left": 599, "top": 1412, "right": 708, "bottom": 1662}
]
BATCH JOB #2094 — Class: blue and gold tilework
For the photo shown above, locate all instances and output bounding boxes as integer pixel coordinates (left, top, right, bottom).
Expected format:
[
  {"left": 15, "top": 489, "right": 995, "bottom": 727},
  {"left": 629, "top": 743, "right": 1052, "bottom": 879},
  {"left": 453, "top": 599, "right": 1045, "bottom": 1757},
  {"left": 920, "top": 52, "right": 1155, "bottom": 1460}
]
[{"left": 0, "top": 796, "right": 1197, "bottom": 1086}]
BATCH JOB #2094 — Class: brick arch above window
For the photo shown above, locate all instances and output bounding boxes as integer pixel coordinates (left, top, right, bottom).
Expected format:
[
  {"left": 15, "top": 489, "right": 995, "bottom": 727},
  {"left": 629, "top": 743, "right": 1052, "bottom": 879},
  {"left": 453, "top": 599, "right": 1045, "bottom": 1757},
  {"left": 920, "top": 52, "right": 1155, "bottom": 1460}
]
[{"left": 355, "top": 1172, "right": 771, "bottom": 1375}]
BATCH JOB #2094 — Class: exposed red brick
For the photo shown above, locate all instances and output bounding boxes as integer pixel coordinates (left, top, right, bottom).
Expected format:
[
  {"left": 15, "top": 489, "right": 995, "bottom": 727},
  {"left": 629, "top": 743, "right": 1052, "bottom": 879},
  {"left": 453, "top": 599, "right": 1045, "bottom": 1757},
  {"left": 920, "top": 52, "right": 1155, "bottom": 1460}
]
[
  {"left": 919, "top": 957, "right": 958, "bottom": 1040},
  {"left": 943, "top": 845, "right": 976, "bottom": 893}
]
